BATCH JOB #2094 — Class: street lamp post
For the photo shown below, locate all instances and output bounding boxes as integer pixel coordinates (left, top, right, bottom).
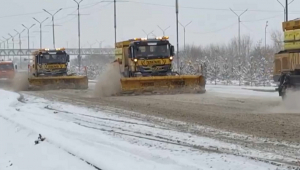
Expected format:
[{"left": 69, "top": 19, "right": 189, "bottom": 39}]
[
  {"left": 265, "top": 21, "right": 268, "bottom": 52},
  {"left": 277, "top": 0, "right": 294, "bottom": 21},
  {"left": 73, "top": 0, "right": 83, "bottom": 72},
  {"left": 179, "top": 21, "right": 192, "bottom": 51},
  {"left": 2, "top": 36, "right": 10, "bottom": 60},
  {"left": 43, "top": 8, "right": 62, "bottom": 48},
  {"left": 1, "top": 40, "right": 6, "bottom": 60},
  {"left": 8, "top": 33, "right": 17, "bottom": 60},
  {"left": 230, "top": 8, "right": 248, "bottom": 86},
  {"left": 22, "top": 24, "right": 36, "bottom": 62},
  {"left": 96, "top": 40, "right": 104, "bottom": 48},
  {"left": 175, "top": 0, "right": 180, "bottom": 73},
  {"left": 14, "top": 29, "right": 25, "bottom": 68},
  {"left": 157, "top": 25, "right": 170, "bottom": 36},
  {"left": 142, "top": 30, "right": 154, "bottom": 38},
  {"left": 33, "top": 17, "right": 49, "bottom": 49}
]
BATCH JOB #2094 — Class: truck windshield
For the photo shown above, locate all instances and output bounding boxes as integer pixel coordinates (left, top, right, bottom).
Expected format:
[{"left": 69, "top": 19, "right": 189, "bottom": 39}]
[
  {"left": 39, "top": 54, "right": 67, "bottom": 64},
  {"left": 135, "top": 44, "right": 170, "bottom": 58},
  {"left": 0, "top": 63, "right": 14, "bottom": 70}
]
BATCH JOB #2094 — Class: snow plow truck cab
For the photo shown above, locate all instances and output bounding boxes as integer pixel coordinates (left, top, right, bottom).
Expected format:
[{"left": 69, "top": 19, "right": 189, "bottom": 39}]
[
  {"left": 27, "top": 48, "right": 88, "bottom": 90},
  {"left": 114, "top": 36, "right": 206, "bottom": 95}
]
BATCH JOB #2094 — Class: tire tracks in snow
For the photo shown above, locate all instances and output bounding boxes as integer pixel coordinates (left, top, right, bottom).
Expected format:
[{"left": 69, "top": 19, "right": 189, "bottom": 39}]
[{"left": 17, "top": 92, "right": 300, "bottom": 169}]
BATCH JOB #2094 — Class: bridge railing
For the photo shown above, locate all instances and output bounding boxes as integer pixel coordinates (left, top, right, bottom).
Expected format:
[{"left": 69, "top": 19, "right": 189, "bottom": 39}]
[{"left": 0, "top": 48, "right": 115, "bottom": 56}]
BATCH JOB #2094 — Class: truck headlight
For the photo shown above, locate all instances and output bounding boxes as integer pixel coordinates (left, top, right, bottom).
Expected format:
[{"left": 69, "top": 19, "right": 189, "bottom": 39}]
[
  {"left": 134, "top": 58, "right": 138, "bottom": 62},
  {"left": 169, "top": 56, "right": 173, "bottom": 61}
]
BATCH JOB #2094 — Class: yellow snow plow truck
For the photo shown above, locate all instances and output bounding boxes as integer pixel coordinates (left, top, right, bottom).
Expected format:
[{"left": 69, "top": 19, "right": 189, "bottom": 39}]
[
  {"left": 274, "top": 18, "right": 300, "bottom": 99},
  {"left": 27, "top": 48, "right": 88, "bottom": 90},
  {"left": 114, "top": 36, "right": 205, "bottom": 95}
]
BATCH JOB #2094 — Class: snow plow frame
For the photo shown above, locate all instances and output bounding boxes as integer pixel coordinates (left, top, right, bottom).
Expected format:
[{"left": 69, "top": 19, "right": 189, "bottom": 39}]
[
  {"left": 27, "top": 75, "right": 88, "bottom": 90},
  {"left": 119, "top": 75, "right": 206, "bottom": 95}
]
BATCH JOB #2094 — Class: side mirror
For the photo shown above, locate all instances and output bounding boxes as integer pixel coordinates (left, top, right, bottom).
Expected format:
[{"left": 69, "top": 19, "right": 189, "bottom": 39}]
[
  {"left": 67, "top": 55, "right": 70, "bottom": 62},
  {"left": 15, "top": 65, "right": 17, "bottom": 70},
  {"left": 170, "top": 45, "right": 175, "bottom": 56}
]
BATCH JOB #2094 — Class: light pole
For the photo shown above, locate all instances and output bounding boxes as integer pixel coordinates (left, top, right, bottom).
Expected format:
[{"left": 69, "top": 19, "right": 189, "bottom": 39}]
[
  {"left": 142, "top": 30, "right": 154, "bottom": 38},
  {"left": 73, "top": 0, "right": 83, "bottom": 72},
  {"left": 87, "top": 41, "right": 96, "bottom": 48},
  {"left": 265, "top": 21, "right": 268, "bottom": 52},
  {"left": 176, "top": 0, "right": 180, "bottom": 73},
  {"left": 230, "top": 8, "right": 248, "bottom": 86},
  {"left": 96, "top": 40, "right": 104, "bottom": 48},
  {"left": 14, "top": 29, "right": 25, "bottom": 68},
  {"left": 2, "top": 36, "right": 10, "bottom": 60},
  {"left": 230, "top": 8, "right": 248, "bottom": 59},
  {"left": 8, "top": 33, "right": 17, "bottom": 60},
  {"left": 157, "top": 25, "right": 170, "bottom": 36},
  {"left": 277, "top": 0, "right": 294, "bottom": 21},
  {"left": 2, "top": 36, "right": 9, "bottom": 50},
  {"left": 1, "top": 39, "right": 6, "bottom": 60},
  {"left": 43, "top": 8, "right": 62, "bottom": 48},
  {"left": 22, "top": 24, "right": 36, "bottom": 61},
  {"left": 179, "top": 21, "right": 192, "bottom": 51},
  {"left": 33, "top": 17, "right": 49, "bottom": 49},
  {"left": 114, "top": 0, "right": 117, "bottom": 45}
]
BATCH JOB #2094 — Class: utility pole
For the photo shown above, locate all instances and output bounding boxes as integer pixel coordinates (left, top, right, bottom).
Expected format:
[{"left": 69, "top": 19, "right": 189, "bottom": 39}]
[
  {"left": 230, "top": 8, "right": 248, "bottom": 58},
  {"left": 114, "top": 0, "right": 117, "bottom": 45},
  {"left": 230, "top": 8, "right": 247, "bottom": 86},
  {"left": 22, "top": 24, "right": 36, "bottom": 61},
  {"left": 176, "top": 0, "right": 180, "bottom": 73},
  {"left": 2, "top": 36, "right": 10, "bottom": 60},
  {"left": 157, "top": 25, "right": 170, "bottom": 36},
  {"left": 1, "top": 39, "right": 7, "bottom": 60},
  {"left": 14, "top": 29, "right": 25, "bottom": 68},
  {"left": 179, "top": 21, "right": 192, "bottom": 51},
  {"left": 8, "top": 33, "right": 17, "bottom": 60},
  {"left": 43, "top": 8, "right": 62, "bottom": 48},
  {"left": 142, "top": 30, "right": 154, "bottom": 38},
  {"left": 286, "top": 0, "right": 288, "bottom": 21},
  {"left": 73, "top": 0, "right": 83, "bottom": 72},
  {"left": 2, "top": 36, "right": 9, "bottom": 50},
  {"left": 96, "top": 40, "right": 104, "bottom": 48},
  {"left": 265, "top": 21, "right": 268, "bottom": 52},
  {"left": 277, "top": 0, "right": 294, "bottom": 21},
  {"left": 33, "top": 17, "right": 49, "bottom": 49},
  {"left": 87, "top": 41, "right": 96, "bottom": 48}
]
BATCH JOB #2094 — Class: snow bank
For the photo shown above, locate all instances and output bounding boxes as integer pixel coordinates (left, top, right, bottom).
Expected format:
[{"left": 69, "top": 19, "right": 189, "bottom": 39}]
[
  {"left": 206, "top": 84, "right": 277, "bottom": 97},
  {"left": 0, "top": 89, "right": 285, "bottom": 170},
  {"left": 0, "top": 116, "right": 95, "bottom": 170}
]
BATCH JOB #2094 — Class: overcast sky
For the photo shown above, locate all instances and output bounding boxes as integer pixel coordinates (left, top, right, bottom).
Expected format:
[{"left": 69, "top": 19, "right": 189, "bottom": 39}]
[{"left": 0, "top": 0, "right": 299, "bottom": 49}]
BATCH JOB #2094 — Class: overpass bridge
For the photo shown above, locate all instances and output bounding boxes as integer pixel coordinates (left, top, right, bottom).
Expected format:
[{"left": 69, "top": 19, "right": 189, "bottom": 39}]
[{"left": 0, "top": 48, "right": 115, "bottom": 56}]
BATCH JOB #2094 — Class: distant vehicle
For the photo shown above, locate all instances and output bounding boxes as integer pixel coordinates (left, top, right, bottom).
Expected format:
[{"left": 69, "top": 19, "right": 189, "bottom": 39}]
[
  {"left": 0, "top": 60, "right": 17, "bottom": 83},
  {"left": 27, "top": 48, "right": 88, "bottom": 90}
]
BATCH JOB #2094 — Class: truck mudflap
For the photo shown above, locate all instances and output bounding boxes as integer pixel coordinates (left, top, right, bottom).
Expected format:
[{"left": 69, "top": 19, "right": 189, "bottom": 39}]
[{"left": 118, "top": 75, "right": 206, "bottom": 95}]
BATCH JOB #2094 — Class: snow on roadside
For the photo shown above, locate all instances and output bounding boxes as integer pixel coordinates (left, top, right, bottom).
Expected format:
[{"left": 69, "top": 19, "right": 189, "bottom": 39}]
[
  {"left": 0, "top": 117, "right": 96, "bottom": 170},
  {"left": 206, "top": 84, "right": 278, "bottom": 97},
  {"left": 0, "top": 89, "right": 288, "bottom": 170}
]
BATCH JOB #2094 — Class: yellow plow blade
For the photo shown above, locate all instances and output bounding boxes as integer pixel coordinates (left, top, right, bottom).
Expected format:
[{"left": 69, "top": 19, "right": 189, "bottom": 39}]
[
  {"left": 120, "top": 75, "right": 206, "bottom": 95},
  {"left": 28, "top": 76, "right": 88, "bottom": 90}
]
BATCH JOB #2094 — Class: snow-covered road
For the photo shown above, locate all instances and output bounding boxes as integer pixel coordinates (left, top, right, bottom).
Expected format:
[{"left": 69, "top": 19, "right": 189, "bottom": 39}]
[{"left": 0, "top": 89, "right": 291, "bottom": 170}]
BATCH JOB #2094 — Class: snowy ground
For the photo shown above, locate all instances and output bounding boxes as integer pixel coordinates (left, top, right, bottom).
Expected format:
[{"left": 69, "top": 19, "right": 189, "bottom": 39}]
[
  {"left": 88, "top": 80, "right": 278, "bottom": 98},
  {"left": 0, "top": 89, "right": 291, "bottom": 170}
]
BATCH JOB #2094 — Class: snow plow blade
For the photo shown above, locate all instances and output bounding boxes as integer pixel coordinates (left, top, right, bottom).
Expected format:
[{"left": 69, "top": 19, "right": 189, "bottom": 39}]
[
  {"left": 119, "top": 75, "right": 206, "bottom": 95},
  {"left": 28, "top": 76, "right": 88, "bottom": 90}
]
